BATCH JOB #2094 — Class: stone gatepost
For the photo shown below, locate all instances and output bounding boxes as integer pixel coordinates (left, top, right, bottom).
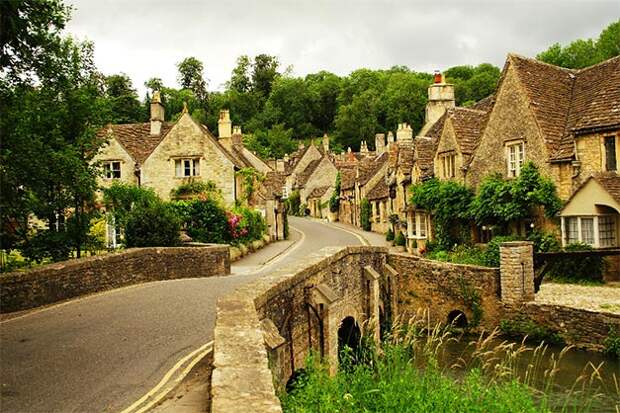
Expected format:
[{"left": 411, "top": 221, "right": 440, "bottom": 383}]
[
  {"left": 363, "top": 265, "right": 382, "bottom": 346},
  {"left": 499, "top": 241, "right": 535, "bottom": 304}
]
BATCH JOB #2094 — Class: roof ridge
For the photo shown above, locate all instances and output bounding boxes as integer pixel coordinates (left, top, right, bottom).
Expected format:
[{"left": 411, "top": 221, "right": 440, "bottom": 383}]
[
  {"left": 575, "top": 54, "right": 620, "bottom": 73},
  {"left": 507, "top": 52, "right": 577, "bottom": 74}
]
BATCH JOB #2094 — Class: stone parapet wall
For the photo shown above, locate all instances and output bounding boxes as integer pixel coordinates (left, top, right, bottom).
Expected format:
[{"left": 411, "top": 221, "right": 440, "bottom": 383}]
[
  {"left": 211, "top": 246, "right": 388, "bottom": 413},
  {"left": 499, "top": 241, "right": 535, "bottom": 304},
  {"left": 0, "top": 245, "right": 230, "bottom": 313},
  {"left": 504, "top": 303, "right": 620, "bottom": 352},
  {"left": 388, "top": 252, "right": 502, "bottom": 329}
]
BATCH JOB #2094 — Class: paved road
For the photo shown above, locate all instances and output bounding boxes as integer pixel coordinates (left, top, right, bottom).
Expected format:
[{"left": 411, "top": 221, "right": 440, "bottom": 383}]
[{"left": 0, "top": 218, "right": 362, "bottom": 413}]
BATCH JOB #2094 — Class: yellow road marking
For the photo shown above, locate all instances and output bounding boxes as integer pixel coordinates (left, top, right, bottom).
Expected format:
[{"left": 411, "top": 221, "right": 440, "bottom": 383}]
[{"left": 119, "top": 341, "right": 213, "bottom": 413}]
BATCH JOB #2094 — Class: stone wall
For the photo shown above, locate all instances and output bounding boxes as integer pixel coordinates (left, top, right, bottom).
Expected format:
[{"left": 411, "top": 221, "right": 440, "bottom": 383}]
[
  {"left": 503, "top": 303, "right": 620, "bottom": 352},
  {"left": 388, "top": 252, "right": 502, "bottom": 330},
  {"left": 0, "top": 245, "right": 230, "bottom": 313},
  {"left": 211, "top": 246, "right": 389, "bottom": 412}
]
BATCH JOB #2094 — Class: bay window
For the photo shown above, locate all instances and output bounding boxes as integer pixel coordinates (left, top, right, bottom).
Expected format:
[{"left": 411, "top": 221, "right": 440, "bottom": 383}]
[{"left": 562, "top": 215, "right": 617, "bottom": 248}]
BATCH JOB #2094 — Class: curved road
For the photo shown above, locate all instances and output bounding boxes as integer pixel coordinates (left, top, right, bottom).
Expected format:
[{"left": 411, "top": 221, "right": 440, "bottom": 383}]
[{"left": 0, "top": 218, "right": 362, "bottom": 413}]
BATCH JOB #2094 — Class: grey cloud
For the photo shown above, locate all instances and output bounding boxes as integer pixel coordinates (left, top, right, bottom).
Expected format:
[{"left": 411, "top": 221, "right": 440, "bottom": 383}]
[{"left": 65, "top": 0, "right": 618, "bottom": 96}]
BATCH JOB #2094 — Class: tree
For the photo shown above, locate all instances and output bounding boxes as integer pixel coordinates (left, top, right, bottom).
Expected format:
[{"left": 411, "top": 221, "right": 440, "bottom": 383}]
[
  {"left": 334, "top": 90, "right": 380, "bottom": 150},
  {"left": 177, "top": 56, "right": 208, "bottom": 103},
  {"left": 244, "top": 124, "right": 296, "bottom": 159},
  {"left": 262, "top": 76, "right": 317, "bottom": 138},
  {"left": 537, "top": 20, "right": 620, "bottom": 69},
  {"left": 0, "top": 0, "right": 71, "bottom": 85},
  {"left": 1, "top": 0, "right": 109, "bottom": 260},
  {"left": 228, "top": 55, "right": 252, "bottom": 93},
  {"left": 596, "top": 19, "right": 620, "bottom": 60},
  {"left": 144, "top": 77, "right": 164, "bottom": 93},
  {"left": 105, "top": 73, "right": 144, "bottom": 123},
  {"left": 306, "top": 71, "right": 342, "bottom": 133},
  {"left": 252, "top": 54, "right": 280, "bottom": 99}
]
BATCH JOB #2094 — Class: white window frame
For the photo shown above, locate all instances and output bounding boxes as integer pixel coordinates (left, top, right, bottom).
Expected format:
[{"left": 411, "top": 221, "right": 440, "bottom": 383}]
[
  {"left": 174, "top": 158, "right": 200, "bottom": 177},
  {"left": 103, "top": 161, "right": 121, "bottom": 180},
  {"left": 506, "top": 141, "right": 525, "bottom": 178},
  {"left": 561, "top": 215, "right": 617, "bottom": 248}
]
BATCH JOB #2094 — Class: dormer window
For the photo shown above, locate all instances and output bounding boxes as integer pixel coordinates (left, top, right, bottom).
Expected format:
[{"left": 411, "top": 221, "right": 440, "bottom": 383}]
[
  {"left": 103, "top": 161, "right": 121, "bottom": 179},
  {"left": 175, "top": 158, "right": 200, "bottom": 177},
  {"left": 506, "top": 142, "right": 524, "bottom": 177}
]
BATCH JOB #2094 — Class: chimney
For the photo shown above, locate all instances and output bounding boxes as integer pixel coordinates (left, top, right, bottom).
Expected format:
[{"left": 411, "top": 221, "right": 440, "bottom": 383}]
[
  {"left": 360, "top": 140, "right": 368, "bottom": 154},
  {"left": 284, "top": 153, "right": 290, "bottom": 162},
  {"left": 322, "top": 133, "right": 330, "bottom": 153},
  {"left": 375, "top": 133, "right": 386, "bottom": 155},
  {"left": 150, "top": 91, "right": 165, "bottom": 136},
  {"left": 387, "top": 131, "right": 395, "bottom": 149},
  {"left": 276, "top": 159, "right": 285, "bottom": 172},
  {"left": 218, "top": 110, "right": 232, "bottom": 139},
  {"left": 396, "top": 123, "right": 413, "bottom": 145},
  {"left": 232, "top": 126, "right": 243, "bottom": 146},
  {"left": 424, "top": 71, "right": 455, "bottom": 128}
]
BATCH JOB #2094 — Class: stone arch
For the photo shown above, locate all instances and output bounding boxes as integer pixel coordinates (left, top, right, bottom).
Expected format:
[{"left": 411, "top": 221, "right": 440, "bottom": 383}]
[
  {"left": 337, "top": 316, "right": 361, "bottom": 363},
  {"left": 447, "top": 309, "right": 468, "bottom": 328}
]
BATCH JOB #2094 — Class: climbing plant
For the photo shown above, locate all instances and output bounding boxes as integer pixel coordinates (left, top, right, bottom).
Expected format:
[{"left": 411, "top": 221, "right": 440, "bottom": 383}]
[
  {"left": 470, "top": 162, "right": 562, "bottom": 232},
  {"left": 410, "top": 179, "right": 474, "bottom": 249},
  {"left": 360, "top": 198, "right": 372, "bottom": 231},
  {"left": 236, "top": 168, "right": 265, "bottom": 204},
  {"left": 329, "top": 172, "right": 341, "bottom": 213}
]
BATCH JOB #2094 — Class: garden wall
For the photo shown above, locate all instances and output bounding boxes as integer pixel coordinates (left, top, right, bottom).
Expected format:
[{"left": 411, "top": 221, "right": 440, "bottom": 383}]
[{"left": 0, "top": 245, "right": 230, "bottom": 313}]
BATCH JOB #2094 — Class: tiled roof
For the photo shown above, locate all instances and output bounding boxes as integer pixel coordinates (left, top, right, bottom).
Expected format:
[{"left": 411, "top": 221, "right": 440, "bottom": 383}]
[
  {"left": 397, "top": 144, "right": 414, "bottom": 172},
  {"left": 508, "top": 54, "right": 575, "bottom": 156},
  {"left": 359, "top": 152, "right": 388, "bottom": 186},
  {"left": 339, "top": 165, "right": 357, "bottom": 190},
  {"left": 296, "top": 158, "right": 322, "bottom": 187},
  {"left": 447, "top": 107, "right": 489, "bottom": 155},
  {"left": 261, "top": 171, "right": 286, "bottom": 199},
  {"left": 470, "top": 94, "right": 495, "bottom": 112},
  {"left": 507, "top": 54, "right": 620, "bottom": 161},
  {"left": 98, "top": 122, "right": 174, "bottom": 164},
  {"left": 594, "top": 173, "right": 620, "bottom": 205},
  {"left": 414, "top": 137, "right": 435, "bottom": 179},
  {"left": 366, "top": 178, "right": 389, "bottom": 200},
  {"left": 307, "top": 186, "right": 331, "bottom": 199}
]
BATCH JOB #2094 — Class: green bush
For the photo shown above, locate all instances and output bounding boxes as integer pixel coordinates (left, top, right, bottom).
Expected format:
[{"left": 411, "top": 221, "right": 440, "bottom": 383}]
[
  {"left": 285, "top": 190, "right": 301, "bottom": 217},
  {"left": 174, "top": 199, "right": 230, "bottom": 244},
  {"left": 527, "top": 229, "right": 560, "bottom": 253},
  {"left": 124, "top": 203, "right": 181, "bottom": 247},
  {"left": 170, "top": 180, "right": 222, "bottom": 201},
  {"left": 232, "top": 206, "right": 267, "bottom": 243},
  {"left": 603, "top": 327, "right": 620, "bottom": 358},
  {"left": 329, "top": 173, "right": 341, "bottom": 213},
  {"left": 386, "top": 228, "right": 394, "bottom": 241},
  {"left": 360, "top": 198, "right": 371, "bottom": 231},
  {"left": 394, "top": 231, "right": 406, "bottom": 247},
  {"left": 426, "top": 245, "right": 487, "bottom": 267},
  {"left": 547, "top": 242, "right": 605, "bottom": 283},
  {"left": 21, "top": 230, "right": 72, "bottom": 263}
]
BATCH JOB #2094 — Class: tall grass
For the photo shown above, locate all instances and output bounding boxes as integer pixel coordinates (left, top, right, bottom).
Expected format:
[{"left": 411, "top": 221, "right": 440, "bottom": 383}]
[{"left": 281, "top": 314, "right": 619, "bottom": 412}]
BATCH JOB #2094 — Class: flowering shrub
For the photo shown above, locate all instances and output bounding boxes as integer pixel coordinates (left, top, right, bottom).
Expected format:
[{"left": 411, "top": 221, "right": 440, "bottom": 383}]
[{"left": 227, "top": 212, "right": 249, "bottom": 240}]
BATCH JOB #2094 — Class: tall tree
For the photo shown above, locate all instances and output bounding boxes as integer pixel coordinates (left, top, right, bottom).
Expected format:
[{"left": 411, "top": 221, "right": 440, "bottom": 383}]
[
  {"left": 177, "top": 56, "right": 208, "bottom": 103},
  {"left": 105, "top": 73, "right": 144, "bottom": 123},
  {"left": 252, "top": 54, "right": 280, "bottom": 99},
  {"left": 228, "top": 55, "right": 252, "bottom": 93}
]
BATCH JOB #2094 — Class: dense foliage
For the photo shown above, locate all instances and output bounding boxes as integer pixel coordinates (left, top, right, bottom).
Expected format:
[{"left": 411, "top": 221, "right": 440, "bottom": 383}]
[
  {"left": 328, "top": 173, "right": 341, "bottom": 213},
  {"left": 169, "top": 180, "right": 222, "bottom": 200},
  {"left": 470, "top": 162, "right": 563, "bottom": 232},
  {"left": 360, "top": 198, "right": 372, "bottom": 231},
  {"left": 410, "top": 179, "right": 474, "bottom": 249},
  {"left": 537, "top": 19, "right": 620, "bottom": 68},
  {"left": 124, "top": 203, "right": 181, "bottom": 247},
  {"left": 546, "top": 242, "right": 605, "bottom": 283},
  {"left": 285, "top": 190, "right": 302, "bottom": 217}
]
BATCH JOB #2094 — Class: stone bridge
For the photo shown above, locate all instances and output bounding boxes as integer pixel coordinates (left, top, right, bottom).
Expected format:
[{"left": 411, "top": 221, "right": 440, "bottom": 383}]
[{"left": 211, "top": 242, "right": 541, "bottom": 412}]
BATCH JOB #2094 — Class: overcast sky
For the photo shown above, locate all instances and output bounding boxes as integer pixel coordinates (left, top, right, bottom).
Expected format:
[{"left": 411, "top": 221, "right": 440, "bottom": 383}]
[{"left": 65, "top": 0, "right": 618, "bottom": 96}]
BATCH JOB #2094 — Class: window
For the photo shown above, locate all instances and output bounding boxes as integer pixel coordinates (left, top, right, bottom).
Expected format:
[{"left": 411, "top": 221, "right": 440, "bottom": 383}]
[
  {"left": 419, "top": 214, "right": 427, "bottom": 238},
  {"left": 599, "top": 216, "right": 617, "bottom": 247},
  {"left": 282, "top": 186, "right": 289, "bottom": 199},
  {"left": 506, "top": 142, "right": 524, "bottom": 177},
  {"left": 440, "top": 153, "right": 456, "bottom": 178},
  {"left": 103, "top": 161, "right": 121, "bottom": 179},
  {"left": 174, "top": 158, "right": 200, "bottom": 177},
  {"left": 604, "top": 136, "right": 617, "bottom": 171},
  {"left": 581, "top": 217, "right": 594, "bottom": 245},
  {"left": 565, "top": 217, "right": 579, "bottom": 244}
]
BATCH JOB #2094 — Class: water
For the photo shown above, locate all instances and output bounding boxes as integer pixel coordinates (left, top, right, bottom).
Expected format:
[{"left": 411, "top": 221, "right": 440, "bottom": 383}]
[{"left": 440, "top": 337, "right": 620, "bottom": 412}]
